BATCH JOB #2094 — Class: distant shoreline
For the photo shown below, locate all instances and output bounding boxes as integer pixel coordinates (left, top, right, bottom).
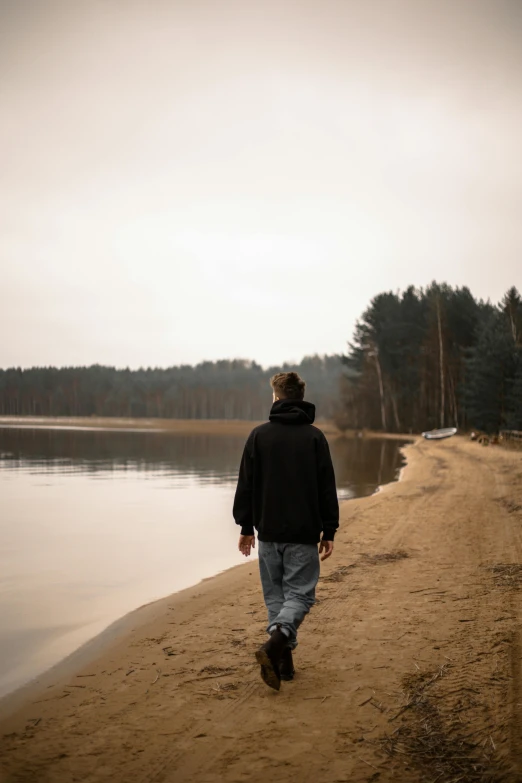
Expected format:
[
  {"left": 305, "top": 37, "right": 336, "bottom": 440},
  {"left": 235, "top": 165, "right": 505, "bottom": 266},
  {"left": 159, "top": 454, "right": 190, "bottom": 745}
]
[
  {"left": 0, "top": 415, "right": 262, "bottom": 436},
  {"left": 0, "top": 415, "right": 412, "bottom": 439}
]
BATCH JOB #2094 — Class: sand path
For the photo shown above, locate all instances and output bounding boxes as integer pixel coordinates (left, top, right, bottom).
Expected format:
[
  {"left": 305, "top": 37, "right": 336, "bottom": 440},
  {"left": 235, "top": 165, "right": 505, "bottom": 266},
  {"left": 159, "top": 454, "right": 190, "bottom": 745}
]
[{"left": 1, "top": 437, "right": 522, "bottom": 782}]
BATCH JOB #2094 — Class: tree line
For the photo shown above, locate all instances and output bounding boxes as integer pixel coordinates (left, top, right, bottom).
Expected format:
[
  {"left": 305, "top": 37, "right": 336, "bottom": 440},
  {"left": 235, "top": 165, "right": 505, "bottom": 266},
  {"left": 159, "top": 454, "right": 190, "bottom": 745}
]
[
  {"left": 1, "top": 284, "right": 520, "bottom": 433},
  {"left": 0, "top": 355, "right": 343, "bottom": 421},
  {"left": 339, "top": 284, "right": 522, "bottom": 434}
]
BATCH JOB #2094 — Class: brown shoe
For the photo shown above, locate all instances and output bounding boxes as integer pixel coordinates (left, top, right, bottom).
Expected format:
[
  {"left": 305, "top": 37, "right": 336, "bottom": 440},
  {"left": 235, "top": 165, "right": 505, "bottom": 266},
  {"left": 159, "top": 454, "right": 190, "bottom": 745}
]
[
  {"left": 280, "top": 647, "right": 295, "bottom": 681},
  {"left": 255, "top": 628, "right": 288, "bottom": 691}
]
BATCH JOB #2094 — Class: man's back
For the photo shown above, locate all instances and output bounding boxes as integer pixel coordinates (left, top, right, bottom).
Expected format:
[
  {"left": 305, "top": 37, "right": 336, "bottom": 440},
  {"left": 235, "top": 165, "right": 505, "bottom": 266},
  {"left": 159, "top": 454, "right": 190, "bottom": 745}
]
[{"left": 233, "top": 399, "right": 339, "bottom": 544}]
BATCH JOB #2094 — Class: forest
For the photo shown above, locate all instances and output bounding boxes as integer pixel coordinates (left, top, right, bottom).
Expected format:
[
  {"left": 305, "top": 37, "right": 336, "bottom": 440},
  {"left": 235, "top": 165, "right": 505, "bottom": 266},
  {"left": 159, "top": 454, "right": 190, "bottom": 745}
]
[
  {"left": 339, "top": 283, "right": 522, "bottom": 434},
  {"left": 0, "top": 355, "right": 342, "bottom": 421},
  {"left": 0, "top": 284, "right": 520, "bottom": 433}
]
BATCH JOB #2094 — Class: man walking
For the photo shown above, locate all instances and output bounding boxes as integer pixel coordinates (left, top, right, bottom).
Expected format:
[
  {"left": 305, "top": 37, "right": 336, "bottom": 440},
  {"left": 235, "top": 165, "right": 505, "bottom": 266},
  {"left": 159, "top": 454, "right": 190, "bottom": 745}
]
[{"left": 233, "top": 371, "right": 339, "bottom": 690}]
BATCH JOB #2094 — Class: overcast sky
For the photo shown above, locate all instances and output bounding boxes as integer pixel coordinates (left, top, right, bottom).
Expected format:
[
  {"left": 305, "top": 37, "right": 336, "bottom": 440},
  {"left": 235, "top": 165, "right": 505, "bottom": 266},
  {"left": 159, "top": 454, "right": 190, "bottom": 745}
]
[{"left": 1, "top": 0, "right": 521, "bottom": 369}]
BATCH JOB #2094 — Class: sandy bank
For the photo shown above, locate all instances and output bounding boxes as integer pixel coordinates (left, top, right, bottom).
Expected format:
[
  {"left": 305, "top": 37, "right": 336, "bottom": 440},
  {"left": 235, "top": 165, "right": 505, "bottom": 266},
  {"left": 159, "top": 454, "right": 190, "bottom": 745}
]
[{"left": 2, "top": 437, "right": 521, "bottom": 782}]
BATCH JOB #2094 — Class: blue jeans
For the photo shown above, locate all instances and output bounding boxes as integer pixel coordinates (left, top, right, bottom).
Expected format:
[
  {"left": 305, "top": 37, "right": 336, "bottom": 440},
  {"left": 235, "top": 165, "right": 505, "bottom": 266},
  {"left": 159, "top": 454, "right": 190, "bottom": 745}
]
[{"left": 258, "top": 541, "right": 320, "bottom": 649}]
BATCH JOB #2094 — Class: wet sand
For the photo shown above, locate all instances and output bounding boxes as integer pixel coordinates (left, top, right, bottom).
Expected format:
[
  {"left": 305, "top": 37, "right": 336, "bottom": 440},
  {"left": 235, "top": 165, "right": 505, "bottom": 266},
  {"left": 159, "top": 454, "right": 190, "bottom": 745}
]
[{"left": 2, "top": 437, "right": 522, "bottom": 782}]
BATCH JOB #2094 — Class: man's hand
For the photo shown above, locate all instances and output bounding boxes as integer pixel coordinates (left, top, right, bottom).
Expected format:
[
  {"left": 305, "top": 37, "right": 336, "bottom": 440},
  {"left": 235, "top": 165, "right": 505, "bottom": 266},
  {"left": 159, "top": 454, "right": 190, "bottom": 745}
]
[
  {"left": 319, "top": 538, "right": 334, "bottom": 561},
  {"left": 238, "top": 535, "right": 256, "bottom": 557}
]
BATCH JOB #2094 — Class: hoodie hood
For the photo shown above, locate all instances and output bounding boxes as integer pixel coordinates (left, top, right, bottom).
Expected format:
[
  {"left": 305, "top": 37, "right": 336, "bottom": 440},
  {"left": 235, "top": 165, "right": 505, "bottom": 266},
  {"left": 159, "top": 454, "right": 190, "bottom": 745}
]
[{"left": 269, "top": 399, "right": 316, "bottom": 425}]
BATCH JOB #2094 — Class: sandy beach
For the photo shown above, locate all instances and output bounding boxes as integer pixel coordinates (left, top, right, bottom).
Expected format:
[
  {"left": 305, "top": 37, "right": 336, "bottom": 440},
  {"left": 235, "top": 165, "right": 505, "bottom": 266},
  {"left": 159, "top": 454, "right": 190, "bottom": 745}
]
[{"left": 1, "top": 436, "right": 522, "bottom": 782}]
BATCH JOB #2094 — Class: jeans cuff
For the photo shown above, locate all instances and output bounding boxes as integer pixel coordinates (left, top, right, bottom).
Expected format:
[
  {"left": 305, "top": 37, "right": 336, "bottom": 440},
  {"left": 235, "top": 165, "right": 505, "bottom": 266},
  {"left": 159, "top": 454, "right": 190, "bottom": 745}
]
[{"left": 269, "top": 624, "right": 290, "bottom": 638}]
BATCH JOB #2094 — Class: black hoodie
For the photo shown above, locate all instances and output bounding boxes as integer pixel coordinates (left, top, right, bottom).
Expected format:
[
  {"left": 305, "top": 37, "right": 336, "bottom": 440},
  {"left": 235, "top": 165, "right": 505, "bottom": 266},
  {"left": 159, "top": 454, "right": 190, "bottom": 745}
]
[{"left": 233, "top": 399, "right": 339, "bottom": 544}]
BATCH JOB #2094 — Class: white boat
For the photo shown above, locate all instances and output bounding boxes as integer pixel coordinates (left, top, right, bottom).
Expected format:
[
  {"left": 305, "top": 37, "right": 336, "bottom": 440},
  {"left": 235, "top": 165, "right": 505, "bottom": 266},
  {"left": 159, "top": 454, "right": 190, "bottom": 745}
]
[{"left": 422, "top": 427, "right": 457, "bottom": 440}]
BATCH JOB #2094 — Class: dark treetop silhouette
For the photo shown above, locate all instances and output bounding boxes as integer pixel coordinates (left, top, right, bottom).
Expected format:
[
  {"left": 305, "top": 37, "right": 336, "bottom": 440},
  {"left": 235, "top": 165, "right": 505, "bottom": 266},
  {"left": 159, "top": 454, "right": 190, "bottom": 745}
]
[{"left": 1, "top": 285, "right": 520, "bottom": 435}]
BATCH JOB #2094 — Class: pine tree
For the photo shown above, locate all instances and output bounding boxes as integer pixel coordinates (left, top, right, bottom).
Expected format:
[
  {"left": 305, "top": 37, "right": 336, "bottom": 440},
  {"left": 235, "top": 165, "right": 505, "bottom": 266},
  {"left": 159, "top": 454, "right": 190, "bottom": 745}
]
[{"left": 465, "top": 311, "right": 515, "bottom": 433}]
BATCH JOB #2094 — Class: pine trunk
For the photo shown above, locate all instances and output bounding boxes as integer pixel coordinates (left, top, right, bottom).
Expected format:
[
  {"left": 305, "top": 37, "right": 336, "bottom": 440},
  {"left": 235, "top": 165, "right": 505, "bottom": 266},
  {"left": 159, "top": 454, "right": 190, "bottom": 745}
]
[
  {"left": 374, "top": 351, "right": 387, "bottom": 431},
  {"left": 437, "top": 298, "right": 445, "bottom": 428}
]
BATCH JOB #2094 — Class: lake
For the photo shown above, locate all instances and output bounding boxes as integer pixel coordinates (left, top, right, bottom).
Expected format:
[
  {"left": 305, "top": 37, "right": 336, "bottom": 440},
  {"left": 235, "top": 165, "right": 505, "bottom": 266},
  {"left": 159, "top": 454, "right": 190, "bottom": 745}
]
[{"left": 0, "top": 425, "right": 407, "bottom": 698}]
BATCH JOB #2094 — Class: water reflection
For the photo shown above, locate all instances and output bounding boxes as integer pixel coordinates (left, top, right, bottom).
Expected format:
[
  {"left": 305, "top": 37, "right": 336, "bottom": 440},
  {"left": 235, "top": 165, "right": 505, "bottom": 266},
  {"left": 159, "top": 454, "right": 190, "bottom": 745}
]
[
  {"left": 0, "top": 427, "right": 407, "bottom": 497},
  {"left": 330, "top": 437, "right": 408, "bottom": 499}
]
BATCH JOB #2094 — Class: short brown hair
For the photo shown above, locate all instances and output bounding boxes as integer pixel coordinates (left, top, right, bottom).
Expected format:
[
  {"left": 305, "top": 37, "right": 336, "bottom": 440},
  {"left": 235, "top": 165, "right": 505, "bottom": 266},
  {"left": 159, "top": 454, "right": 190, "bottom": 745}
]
[{"left": 270, "top": 371, "right": 306, "bottom": 401}]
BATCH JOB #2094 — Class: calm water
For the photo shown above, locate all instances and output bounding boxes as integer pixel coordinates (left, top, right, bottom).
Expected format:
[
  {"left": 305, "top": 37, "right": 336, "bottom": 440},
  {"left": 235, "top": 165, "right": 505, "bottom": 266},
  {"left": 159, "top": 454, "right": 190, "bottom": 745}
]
[{"left": 0, "top": 426, "right": 407, "bottom": 698}]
